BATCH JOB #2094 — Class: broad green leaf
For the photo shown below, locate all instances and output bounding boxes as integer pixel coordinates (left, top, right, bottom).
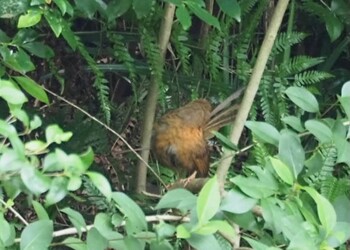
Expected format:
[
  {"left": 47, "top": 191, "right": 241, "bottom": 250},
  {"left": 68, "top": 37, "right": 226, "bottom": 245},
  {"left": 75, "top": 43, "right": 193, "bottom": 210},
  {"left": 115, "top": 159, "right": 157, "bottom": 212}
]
[
  {"left": 186, "top": 2, "right": 220, "bottom": 30},
  {"left": 74, "top": 0, "right": 101, "bottom": 18},
  {"left": 111, "top": 192, "right": 147, "bottom": 234},
  {"left": 21, "top": 164, "right": 51, "bottom": 195},
  {"left": 45, "top": 176, "right": 68, "bottom": 206},
  {"left": 154, "top": 221, "right": 176, "bottom": 239},
  {"left": 106, "top": 0, "right": 131, "bottom": 21},
  {"left": 86, "top": 228, "right": 108, "bottom": 250},
  {"left": 86, "top": 171, "right": 112, "bottom": 201},
  {"left": 32, "top": 200, "right": 49, "bottom": 220},
  {"left": 24, "top": 140, "right": 48, "bottom": 154},
  {"left": 269, "top": 157, "right": 294, "bottom": 185},
  {"left": 305, "top": 120, "right": 333, "bottom": 143},
  {"left": 11, "top": 108, "right": 29, "bottom": 127},
  {"left": 20, "top": 220, "right": 53, "bottom": 250},
  {"left": 21, "top": 42, "right": 54, "bottom": 59},
  {"left": 53, "top": 0, "right": 74, "bottom": 16},
  {"left": 176, "top": 4, "right": 191, "bottom": 30},
  {"left": 29, "top": 115, "right": 42, "bottom": 130},
  {"left": 194, "top": 220, "right": 235, "bottom": 237},
  {"left": 79, "top": 147, "right": 94, "bottom": 168},
  {"left": 325, "top": 11, "right": 343, "bottom": 42},
  {"left": 303, "top": 187, "right": 336, "bottom": 234},
  {"left": 0, "top": 47, "right": 35, "bottom": 73},
  {"left": 18, "top": 10, "right": 42, "bottom": 28},
  {"left": 230, "top": 176, "right": 277, "bottom": 199},
  {"left": 220, "top": 190, "right": 257, "bottom": 214},
  {"left": 61, "top": 208, "right": 86, "bottom": 237},
  {"left": 0, "top": 79, "right": 28, "bottom": 105},
  {"left": 339, "top": 96, "right": 350, "bottom": 120},
  {"left": 244, "top": 236, "right": 281, "bottom": 250},
  {"left": 61, "top": 22, "right": 77, "bottom": 50},
  {"left": 278, "top": 130, "right": 305, "bottom": 178},
  {"left": 261, "top": 198, "right": 286, "bottom": 234},
  {"left": 155, "top": 188, "right": 197, "bottom": 212},
  {"left": 197, "top": 175, "right": 220, "bottom": 225},
  {"left": 61, "top": 237, "right": 86, "bottom": 250},
  {"left": 133, "top": 0, "right": 152, "bottom": 19},
  {"left": 327, "top": 222, "right": 350, "bottom": 248},
  {"left": 44, "top": 12, "right": 62, "bottom": 37},
  {"left": 281, "top": 116, "right": 304, "bottom": 132},
  {"left": 285, "top": 86, "right": 319, "bottom": 113},
  {"left": 245, "top": 121, "right": 280, "bottom": 146},
  {"left": 45, "top": 124, "right": 72, "bottom": 144},
  {"left": 186, "top": 234, "right": 221, "bottom": 250},
  {"left": 177, "top": 224, "right": 191, "bottom": 239},
  {"left": 0, "top": 213, "right": 15, "bottom": 246},
  {"left": 217, "top": 0, "right": 241, "bottom": 21},
  {"left": 94, "top": 213, "right": 124, "bottom": 241},
  {"left": 0, "top": 149, "right": 25, "bottom": 172}
]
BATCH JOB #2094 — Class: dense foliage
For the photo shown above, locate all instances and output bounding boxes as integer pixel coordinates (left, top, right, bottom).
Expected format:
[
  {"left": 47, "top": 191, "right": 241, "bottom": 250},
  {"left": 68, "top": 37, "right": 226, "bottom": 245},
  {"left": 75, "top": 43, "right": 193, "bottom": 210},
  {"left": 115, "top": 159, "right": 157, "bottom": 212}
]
[{"left": 0, "top": 0, "right": 350, "bottom": 249}]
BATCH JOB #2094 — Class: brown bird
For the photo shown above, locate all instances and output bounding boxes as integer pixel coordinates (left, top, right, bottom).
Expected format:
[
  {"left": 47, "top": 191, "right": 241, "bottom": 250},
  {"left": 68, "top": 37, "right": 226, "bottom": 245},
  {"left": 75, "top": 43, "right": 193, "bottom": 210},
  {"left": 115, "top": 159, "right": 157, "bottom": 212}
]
[{"left": 151, "top": 89, "right": 243, "bottom": 178}]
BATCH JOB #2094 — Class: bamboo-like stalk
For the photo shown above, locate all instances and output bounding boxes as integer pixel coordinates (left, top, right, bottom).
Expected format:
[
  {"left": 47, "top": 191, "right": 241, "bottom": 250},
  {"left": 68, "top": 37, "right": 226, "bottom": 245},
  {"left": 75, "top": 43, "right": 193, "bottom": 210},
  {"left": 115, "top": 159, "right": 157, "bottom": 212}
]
[
  {"left": 216, "top": 0, "right": 291, "bottom": 193},
  {"left": 135, "top": 3, "right": 176, "bottom": 193}
]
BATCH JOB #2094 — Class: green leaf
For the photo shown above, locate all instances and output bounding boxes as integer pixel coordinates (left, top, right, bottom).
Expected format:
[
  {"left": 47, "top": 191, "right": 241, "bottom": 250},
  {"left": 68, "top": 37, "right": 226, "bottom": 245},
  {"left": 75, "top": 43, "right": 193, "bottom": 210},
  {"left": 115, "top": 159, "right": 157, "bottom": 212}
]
[
  {"left": 29, "top": 115, "right": 42, "bottom": 130},
  {"left": 244, "top": 237, "right": 280, "bottom": 250},
  {"left": 61, "top": 237, "right": 86, "bottom": 250},
  {"left": 133, "top": 0, "right": 153, "bottom": 19},
  {"left": 111, "top": 192, "right": 147, "bottom": 234},
  {"left": 86, "top": 228, "right": 108, "bottom": 250},
  {"left": 45, "top": 124, "right": 72, "bottom": 144},
  {"left": 220, "top": 190, "right": 257, "bottom": 214},
  {"left": 21, "top": 41, "right": 55, "bottom": 59},
  {"left": 45, "top": 176, "right": 68, "bottom": 206},
  {"left": 305, "top": 120, "right": 333, "bottom": 144},
  {"left": 32, "top": 200, "right": 49, "bottom": 220},
  {"left": 155, "top": 189, "right": 197, "bottom": 213},
  {"left": 197, "top": 175, "right": 220, "bottom": 225},
  {"left": 186, "top": 234, "right": 221, "bottom": 249},
  {"left": 106, "top": 0, "right": 131, "bottom": 22},
  {"left": 281, "top": 116, "right": 304, "bottom": 132},
  {"left": 44, "top": 12, "right": 62, "bottom": 37},
  {"left": 230, "top": 175, "right": 277, "bottom": 199},
  {"left": 303, "top": 187, "right": 337, "bottom": 234},
  {"left": 211, "top": 130, "right": 238, "bottom": 150},
  {"left": 11, "top": 108, "right": 29, "bottom": 127},
  {"left": 61, "top": 22, "right": 77, "bottom": 50},
  {"left": 0, "top": 46, "right": 35, "bottom": 73},
  {"left": 86, "top": 171, "right": 112, "bottom": 201},
  {"left": 176, "top": 5, "right": 192, "bottom": 30},
  {"left": 0, "top": 212, "right": 15, "bottom": 246},
  {"left": 21, "top": 164, "right": 51, "bottom": 195},
  {"left": 285, "top": 86, "right": 319, "bottom": 113},
  {"left": 94, "top": 213, "right": 124, "bottom": 241},
  {"left": 327, "top": 222, "right": 350, "bottom": 248},
  {"left": 245, "top": 121, "right": 280, "bottom": 146},
  {"left": 18, "top": 10, "right": 42, "bottom": 28},
  {"left": 53, "top": 0, "right": 74, "bottom": 16},
  {"left": 176, "top": 224, "right": 191, "bottom": 239},
  {"left": 61, "top": 208, "right": 86, "bottom": 237},
  {"left": 278, "top": 130, "right": 305, "bottom": 178},
  {"left": 216, "top": 0, "right": 241, "bottom": 21},
  {"left": 0, "top": 0, "right": 29, "bottom": 18},
  {"left": 194, "top": 220, "right": 235, "bottom": 236},
  {"left": 0, "top": 79, "right": 28, "bottom": 105},
  {"left": 79, "top": 147, "right": 94, "bottom": 168},
  {"left": 269, "top": 157, "right": 294, "bottom": 185},
  {"left": 20, "top": 220, "right": 53, "bottom": 250},
  {"left": 325, "top": 12, "right": 343, "bottom": 42},
  {"left": 24, "top": 140, "right": 48, "bottom": 154},
  {"left": 186, "top": 2, "right": 220, "bottom": 30}
]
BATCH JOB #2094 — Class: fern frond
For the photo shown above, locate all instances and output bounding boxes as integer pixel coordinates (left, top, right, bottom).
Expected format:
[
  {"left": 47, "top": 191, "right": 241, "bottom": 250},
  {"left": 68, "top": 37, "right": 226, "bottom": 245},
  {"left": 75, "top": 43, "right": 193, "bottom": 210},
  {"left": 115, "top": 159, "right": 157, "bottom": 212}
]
[
  {"left": 272, "top": 32, "right": 308, "bottom": 55},
  {"left": 239, "top": 0, "right": 259, "bottom": 16},
  {"left": 77, "top": 37, "right": 111, "bottom": 123},
  {"left": 294, "top": 70, "right": 333, "bottom": 86},
  {"left": 171, "top": 25, "right": 191, "bottom": 76},
  {"left": 321, "top": 176, "right": 350, "bottom": 202},
  {"left": 206, "top": 32, "right": 223, "bottom": 83},
  {"left": 108, "top": 32, "right": 138, "bottom": 101},
  {"left": 278, "top": 56, "right": 325, "bottom": 76}
]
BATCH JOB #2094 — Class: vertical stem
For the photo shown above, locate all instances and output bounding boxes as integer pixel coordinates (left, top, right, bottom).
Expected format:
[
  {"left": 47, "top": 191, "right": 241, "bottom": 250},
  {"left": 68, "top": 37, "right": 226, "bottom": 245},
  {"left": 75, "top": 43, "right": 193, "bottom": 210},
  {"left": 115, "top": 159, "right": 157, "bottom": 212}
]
[
  {"left": 136, "top": 3, "right": 176, "bottom": 193},
  {"left": 216, "top": 0, "right": 291, "bottom": 193}
]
